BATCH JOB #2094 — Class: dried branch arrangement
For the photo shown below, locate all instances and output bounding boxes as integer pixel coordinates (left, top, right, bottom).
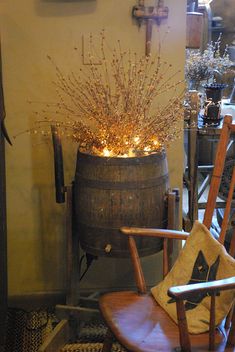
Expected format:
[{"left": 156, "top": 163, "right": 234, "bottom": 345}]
[
  {"left": 185, "top": 34, "right": 232, "bottom": 90},
  {"left": 27, "top": 32, "right": 184, "bottom": 157}
]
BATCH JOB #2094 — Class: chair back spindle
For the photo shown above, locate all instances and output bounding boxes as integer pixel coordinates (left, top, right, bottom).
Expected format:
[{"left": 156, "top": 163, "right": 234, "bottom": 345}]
[
  {"left": 203, "top": 115, "right": 233, "bottom": 229},
  {"left": 128, "top": 236, "right": 147, "bottom": 294},
  {"left": 209, "top": 293, "right": 216, "bottom": 351},
  {"left": 219, "top": 166, "right": 235, "bottom": 245}
]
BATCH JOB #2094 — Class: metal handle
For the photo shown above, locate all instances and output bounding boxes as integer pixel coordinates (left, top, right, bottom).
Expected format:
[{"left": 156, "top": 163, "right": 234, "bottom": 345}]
[{"left": 51, "top": 125, "right": 65, "bottom": 203}]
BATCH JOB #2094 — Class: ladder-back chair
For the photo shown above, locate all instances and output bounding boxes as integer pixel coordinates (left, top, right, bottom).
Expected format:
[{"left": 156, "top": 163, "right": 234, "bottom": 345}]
[{"left": 99, "top": 115, "right": 235, "bottom": 352}]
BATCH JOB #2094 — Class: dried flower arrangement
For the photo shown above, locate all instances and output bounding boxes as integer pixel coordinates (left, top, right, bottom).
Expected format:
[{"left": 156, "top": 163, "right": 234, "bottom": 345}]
[
  {"left": 26, "top": 32, "right": 184, "bottom": 158},
  {"left": 185, "top": 35, "right": 232, "bottom": 90}
]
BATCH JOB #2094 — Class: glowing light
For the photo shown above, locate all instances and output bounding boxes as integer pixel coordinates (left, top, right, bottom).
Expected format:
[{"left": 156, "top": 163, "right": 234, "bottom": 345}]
[
  {"left": 103, "top": 148, "right": 112, "bottom": 157},
  {"left": 128, "top": 149, "right": 135, "bottom": 157},
  {"left": 153, "top": 139, "right": 160, "bottom": 147},
  {"left": 133, "top": 136, "right": 140, "bottom": 145},
  {"left": 144, "top": 146, "right": 151, "bottom": 152},
  {"left": 199, "top": 0, "right": 213, "bottom": 4}
]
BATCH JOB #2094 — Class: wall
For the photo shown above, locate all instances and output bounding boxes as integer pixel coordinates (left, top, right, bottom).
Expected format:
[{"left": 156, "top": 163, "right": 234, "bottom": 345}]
[{"left": 1, "top": 0, "right": 186, "bottom": 298}]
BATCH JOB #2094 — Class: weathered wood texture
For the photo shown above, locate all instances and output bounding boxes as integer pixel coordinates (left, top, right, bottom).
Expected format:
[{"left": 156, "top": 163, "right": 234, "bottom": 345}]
[
  {"left": 100, "top": 291, "right": 229, "bottom": 352},
  {"left": 74, "top": 151, "right": 169, "bottom": 258}
]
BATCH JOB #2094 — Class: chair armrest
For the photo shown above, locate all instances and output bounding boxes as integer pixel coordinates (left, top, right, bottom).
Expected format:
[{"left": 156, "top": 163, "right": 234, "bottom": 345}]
[
  {"left": 120, "top": 227, "right": 189, "bottom": 240},
  {"left": 168, "top": 276, "right": 235, "bottom": 351},
  {"left": 168, "top": 276, "right": 235, "bottom": 300}
]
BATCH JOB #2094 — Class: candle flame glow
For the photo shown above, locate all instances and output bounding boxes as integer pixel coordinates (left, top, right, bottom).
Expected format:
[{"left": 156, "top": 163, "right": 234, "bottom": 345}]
[
  {"left": 153, "top": 139, "right": 160, "bottom": 147},
  {"left": 133, "top": 136, "right": 140, "bottom": 145},
  {"left": 103, "top": 148, "right": 113, "bottom": 157}
]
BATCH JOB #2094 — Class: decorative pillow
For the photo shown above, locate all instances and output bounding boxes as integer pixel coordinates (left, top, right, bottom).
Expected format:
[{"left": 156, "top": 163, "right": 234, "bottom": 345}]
[{"left": 151, "top": 220, "right": 235, "bottom": 334}]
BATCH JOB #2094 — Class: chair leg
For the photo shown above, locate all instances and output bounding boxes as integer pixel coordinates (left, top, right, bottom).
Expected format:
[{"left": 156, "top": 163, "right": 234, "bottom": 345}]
[
  {"left": 226, "top": 305, "right": 235, "bottom": 347},
  {"left": 102, "top": 329, "right": 114, "bottom": 352}
]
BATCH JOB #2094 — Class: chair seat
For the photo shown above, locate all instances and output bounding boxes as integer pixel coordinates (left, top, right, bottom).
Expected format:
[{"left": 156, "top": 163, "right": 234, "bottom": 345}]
[{"left": 99, "top": 291, "right": 230, "bottom": 352}]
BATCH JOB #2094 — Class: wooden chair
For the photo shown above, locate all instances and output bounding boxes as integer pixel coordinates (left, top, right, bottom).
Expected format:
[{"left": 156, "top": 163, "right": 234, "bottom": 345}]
[{"left": 99, "top": 115, "right": 235, "bottom": 352}]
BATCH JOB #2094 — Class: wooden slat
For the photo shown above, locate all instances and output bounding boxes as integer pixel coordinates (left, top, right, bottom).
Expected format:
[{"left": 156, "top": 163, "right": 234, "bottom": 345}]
[
  {"left": 121, "top": 227, "right": 189, "bottom": 240},
  {"left": 167, "top": 191, "right": 176, "bottom": 230},
  {"left": 198, "top": 174, "right": 210, "bottom": 200},
  {"left": 209, "top": 294, "right": 216, "bottom": 351},
  {"left": 203, "top": 115, "right": 233, "bottom": 229},
  {"left": 163, "top": 238, "right": 169, "bottom": 278},
  {"left": 56, "top": 304, "right": 99, "bottom": 322},
  {"left": 229, "top": 227, "right": 235, "bottom": 258},
  {"left": 66, "top": 185, "right": 80, "bottom": 306},
  {"left": 219, "top": 166, "right": 235, "bottom": 244},
  {"left": 0, "top": 128, "right": 7, "bottom": 348},
  {"left": 175, "top": 299, "right": 191, "bottom": 351},
  {"left": 188, "top": 91, "right": 199, "bottom": 224},
  {"left": 162, "top": 189, "right": 179, "bottom": 276},
  {"left": 168, "top": 276, "right": 235, "bottom": 300},
  {"left": 198, "top": 201, "right": 235, "bottom": 209},
  {"left": 102, "top": 329, "right": 114, "bottom": 352},
  {"left": 38, "top": 319, "right": 69, "bottom": 352},
  {"left": 227, "top": 305, "right": 235, "bottom": 347},
  {"left": 0, "top": 39, "right": 7, "bottom": 348},
  {"left": 128, "top": 236, "right": 147, "bottom": 294}
]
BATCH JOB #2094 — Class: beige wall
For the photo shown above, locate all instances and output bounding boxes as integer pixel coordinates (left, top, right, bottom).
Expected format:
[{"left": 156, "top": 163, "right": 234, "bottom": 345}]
[{"left": 1, "top": 0, "right": 186, "bottom": 297}]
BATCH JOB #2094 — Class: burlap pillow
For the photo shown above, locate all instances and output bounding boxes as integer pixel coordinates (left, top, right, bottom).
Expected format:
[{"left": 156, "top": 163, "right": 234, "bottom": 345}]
[{"left": 151, "top": 220, "right": 235, "bottom": 334}]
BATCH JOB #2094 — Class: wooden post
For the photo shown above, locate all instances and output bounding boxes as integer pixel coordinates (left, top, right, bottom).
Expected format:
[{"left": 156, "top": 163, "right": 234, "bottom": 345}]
[
  {"left": 0, "top": 120, "right": 7, "bottom": 350},
  {"left": 175, "top": 299, "right": 191, "bottom": 351},
  {"left": 188, "top": 91, "right": 199, "bottom": 225},
  {"left": 38, "top": 320, "right": 70, "bottom": 352},
  {"left": 66, "top": 184, "right": 80, "bottom": 306},
  {"left": 102, "top": 329, "right": 114, "bottom": 352},
  {"left": 128, "top": 236, "right": 147, "bottom": 294},
  {"left": 0, "top": 39, "right": 7, "bottom": 350},
  {"left": 163, "top": 190, "right": 177, "bottom": 276},
  {"left": 209, "top": 294, "right": 216, "bottom": 350}
]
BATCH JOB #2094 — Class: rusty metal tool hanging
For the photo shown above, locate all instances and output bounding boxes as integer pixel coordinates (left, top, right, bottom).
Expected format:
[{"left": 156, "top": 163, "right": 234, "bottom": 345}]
[{"left": 132, "top": 0, "right": 169, "bottom": 56}]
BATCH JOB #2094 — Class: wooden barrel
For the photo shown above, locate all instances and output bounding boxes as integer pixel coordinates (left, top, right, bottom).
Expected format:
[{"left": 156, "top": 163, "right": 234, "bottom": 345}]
[{"left": 74, "top": 151, "right": 169, "bottom": 258}]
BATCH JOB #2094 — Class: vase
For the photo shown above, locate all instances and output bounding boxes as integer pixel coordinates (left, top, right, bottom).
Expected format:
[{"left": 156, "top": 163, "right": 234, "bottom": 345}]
[{"left": 202, "top": 83, "right": 227, "bottom": 124}]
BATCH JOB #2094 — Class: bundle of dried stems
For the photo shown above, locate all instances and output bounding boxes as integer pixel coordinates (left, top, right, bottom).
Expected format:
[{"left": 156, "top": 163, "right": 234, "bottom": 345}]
[{"left": 23, "top": 31, "right": 184, "bottom": 157}]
